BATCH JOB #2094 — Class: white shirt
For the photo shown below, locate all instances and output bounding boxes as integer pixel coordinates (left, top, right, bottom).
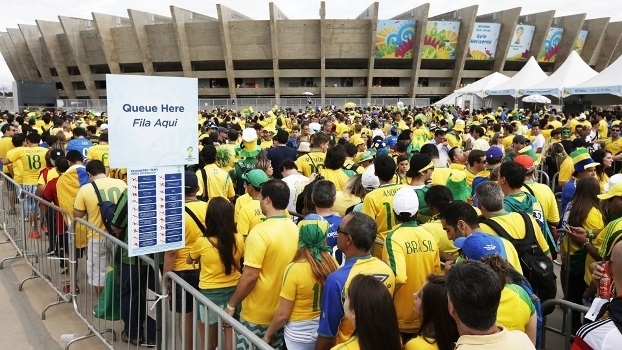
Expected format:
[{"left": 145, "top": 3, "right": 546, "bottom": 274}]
[
  {"left": 282, "top": 173, "right": 310, "bottom": 213},
  {"left": 531, "top": 134, "right": 545, "bottom": 151},
  {"left": 429, "top": 139, "right": 449, "bottom": 166},
  {"left": 471, "top": 138, "right": 490, "bottom": 152}
]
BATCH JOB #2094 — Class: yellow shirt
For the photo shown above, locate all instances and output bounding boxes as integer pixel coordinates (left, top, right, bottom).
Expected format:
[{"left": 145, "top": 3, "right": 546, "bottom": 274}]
[
  {"left": 568, "top": 118, "right": 579, "bottom": 134},
  {"left": 597, "top": 119, "right": 608, "bottom": 141},
  {"left": 361, "top": 183, "right": 407, "bottom": 257},
  {"left": 37, "top": 167, "right": 59, "bottom": 186},
  {"left": 0, "top": 136, "right": 14, "bottom": 173},
  {"left": 87, "top": 144, "right": 110, "bottom": 167},
  {"left": 523, "top": 182, "right": 560, "bottom": 225},
  {"left": 446, "top": 132, "right": 462, "bottom": 149},
  {"left": 281, "top": 260, "right": 337, "bottom": 321},
  {"left": 6, "top": 148, "right": 22, "bottom": 182},
  {"left": 497, "top": 284, "right": 535, "bottom": 333},
  {"left": 332, "top": 192, "right": 361, "bottom": 217},
  {"left": 335, "top": 122, "right": 349, "bottom": 137},
  {"left": 421, "top": 220, "right": 459, "bottom": 257},
  {"left": 404, "top": 336, "right": 438, "bottom": 350},
  {"left": 561, "top": 206, "right": 604, "bottom": 258},
  {"left": 465, "top": 168, "right": 489, "bottom": 188},
  {"left": 502, "top": 134, "right": 515, "bottom": 150},
  {"left": 7, "top": 146, "right": 48, "bottom": 185},
  {"left": 449, "top": 163, "right": 466, "bottom": 171},
  {"left": 480, "top": 212, "right": 550, "bottom": 255},
  {"left": 295, "top": 151, "right": 326, "bottom": 177},
  {"left": 605, "top": 137, "right": 622, "bottom": 155},
  {"left": 170, "top": 200, "right": 209, "bottom": 271},
  {"left": 196, "top": 164, "right": 235, "bottom": 200},
  {"left": 236, "top": 199, "right": 265, "bottom": 236},
  {"left": 73, "top": 177, "right": 126, "bottom": 238},
  {"left": 320, "top": 168, "right": 350, "bottom": 191},
  {"left": 189, "top": 233, "right": 244, "bottom": 289},
  {"left": 558, "top": 157, "right": 574, "bottom": 186},
  {"left": 241, "top": 216, "right": 299, "bottom": 325},
  {"left": 430, "top": 167, "right": 452, "bottom": 186},
  {"left": 234, "top": 193, "right": 253, "bottom": 223},
  {"left": 331, "top": 336, "right": 361, "bottom": 350},
  {"left": 57, "top": 166, "right": 89, "bottom": 248},
  {"left": 108, "top": 167, "right": 128, "bottom": 183},
  {"left": 383, "top": 221, "right": 441, "bottom": 332}
]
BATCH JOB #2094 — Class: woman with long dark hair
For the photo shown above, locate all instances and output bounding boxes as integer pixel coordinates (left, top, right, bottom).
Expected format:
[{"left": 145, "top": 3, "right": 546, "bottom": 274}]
[
  {"left": 187, "top": 197, "right": 243, "bottom": 350},
  {"left": 592, "top": 149, "right": 614, "bottom": 192},
  {"left": 405, "top": 274, "right": 458, "bottom": 350},
  {"left": 336, "top": 274, "right": 402, "bottom": 350}
]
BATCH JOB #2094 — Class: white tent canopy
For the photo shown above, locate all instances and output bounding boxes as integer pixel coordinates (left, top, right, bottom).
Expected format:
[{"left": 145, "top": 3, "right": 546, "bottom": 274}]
[
  {"left": 434, "top": 92, "right": 462, "bottom": 106},
  {"left": 485, "top": 57, "right": 548, "bottom": 97},
  {"left": 455, "top": 72, "right": 510, "bottom": 98},
  {"left": 566, "top": 54, "right": 622, "bottom": 96},
  {"left": 521, "top": 51, "right": 597, "bottom": 97}
]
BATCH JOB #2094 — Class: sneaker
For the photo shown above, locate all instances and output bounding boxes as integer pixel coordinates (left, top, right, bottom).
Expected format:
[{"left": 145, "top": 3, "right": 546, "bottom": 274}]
[
  {"left": 28, "top": 230, "right": 40, "bottom": 239},
  {"left": 121, "top": 331, "right": 142, "bottom": 346},
  {"left": 141, "top": 340, "right": 156, "bottom": 348}
]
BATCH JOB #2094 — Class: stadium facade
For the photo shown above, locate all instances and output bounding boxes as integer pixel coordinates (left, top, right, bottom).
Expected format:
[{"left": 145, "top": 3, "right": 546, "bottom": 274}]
[{"left": 0, "top": 2, "right": 619, "bottom": 104}]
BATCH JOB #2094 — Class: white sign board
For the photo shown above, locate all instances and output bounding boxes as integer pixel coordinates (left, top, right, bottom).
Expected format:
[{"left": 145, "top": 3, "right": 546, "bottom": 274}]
[
  {"left": 506, "top": 25, "right": 536, "bottom": 61},
  {"left": 127, "top": 166, "right": 185, "bottom": 257},
  {"left": 107, "top": 74, "right": 199, "bottom": 168},
  {"left": 467, "top": 23, "right": 501, "bottom": 60}
]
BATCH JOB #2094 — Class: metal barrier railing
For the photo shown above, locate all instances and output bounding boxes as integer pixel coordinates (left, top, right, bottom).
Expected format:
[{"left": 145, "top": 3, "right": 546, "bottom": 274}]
[
  {"left": 18, "top": 191, "right": 73, "bottom": 319},
  {"left": 162, "top": 271, "right": 275, "bottom": 350},
  {"left": 0, "top": 172, "right": 25, "bottom": 268},
  {"left": 68, "top": 217, "right": 160, "bottom": 350},
  {"left": 539, "top": 299, "right": 589, "bottom": 350}
]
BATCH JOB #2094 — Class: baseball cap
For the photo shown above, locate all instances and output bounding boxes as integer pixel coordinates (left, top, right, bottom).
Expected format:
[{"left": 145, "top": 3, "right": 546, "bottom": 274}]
[
  {"left": 361, "top": 170, "right": 380, "bottom": 190},
  {"left": 297, "top": 142, "right": 311, "bottom": 153},
  {"left": 184, "top": 171, "right": 199, "bottom": 195},
  {"left": 242, "top": 169, "right": 269, "bottom": 188},
  {"left": 598, "top": 182, "right": 622, "bottom": 200},
  {"left": 606, "top": 174, "right": 622, "bottom": 192},
  {"left": 353, "top": 138, "right": 365, "bottom": 146},
  {"left": 514, "top": 155, "right": 535, "bottom": 172},
  {"left": 578, "top": 113, "right": 587, "bottom": 120},
  {"left": 454, "top": 233, "right": 507, "bottom": 261},
  {"left": 99, "top": 123, "right": 108, "bottom": 130},
  {"left": 358, "top": 151, "right": 374, "bottom": 163},
  {"left": 513, "top": 135, "right": 527, "bottom": 144},
  {"left": 392, "top": 187, "right": 419, "bottom": 217},
  {"left": 217, "top": 127, "right": 228, "bottom": 133},
  {"left": 486, "top": 147, "right": 503, "bottom": 162},
  {"left": 49, "top": 149, "right": 65, "bottom": 161}
]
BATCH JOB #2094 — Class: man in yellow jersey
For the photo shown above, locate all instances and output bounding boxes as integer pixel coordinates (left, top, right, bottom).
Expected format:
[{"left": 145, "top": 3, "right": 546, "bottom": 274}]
[
  {"left": 295, "top": 132, "right": 329, "bottom": 177},
  {"left": 0, "top": 124, "right": 18, "bottom": 212},
  {"left": 236, "top": 169, "right": 269, "bottom": 236},
  {"left": 73, "top": 160, "right": 126, "bottom": 295},
  {"left": 163, "top": 171, "right": 205, "bottom": 350},
  {"left": 361, "top": 155, "right": 406, "bottom": 258},
  {"left": 87, "top": 132, "right": 109, "bottom": 169},
  {"left": 195, "top": 145, "right": 235, "bottom": 202},
  {"left": 464, "top": 150, "right": 489, "bottom": 187},
  {"left": 225, "top": 179, "right": 299, "bottom": 349},
  {"left": 383, "top": 188, "right": 440, "bottom": 337},
  {"left": 517, "top": 155, "right": 560, "bottom": 228},
  {"left": 439, "top": 200, "right": 523, "bottom": 274},
  {"left": 606, "top": 125, "right": 622, "bottom": 167},
  {"left": 315, "top": 212, "right": 396, "bottom": 350},
  {"left": 1, "top": 132, "right": 49, "bottom": 237}
]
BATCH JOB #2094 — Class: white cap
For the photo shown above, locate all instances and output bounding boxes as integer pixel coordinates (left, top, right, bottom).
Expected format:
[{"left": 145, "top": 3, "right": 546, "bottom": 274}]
[
  {"left": 578, "top": 113, "right": 587, "bottom": 120},
  {"left": 241, "top": 128, "right": 258, "bottom": 142},
  {"left": 361, "top": 170, "right": 380, "bottom": 190},
  {"left": 393, "top": 187, "right": 419, "bottom": 217},
  {"left": 100, "top": 123, "right": 108, "bottom": 130},
  {"left": 606, "top": 174, "right": 622, "bottom": 192}
]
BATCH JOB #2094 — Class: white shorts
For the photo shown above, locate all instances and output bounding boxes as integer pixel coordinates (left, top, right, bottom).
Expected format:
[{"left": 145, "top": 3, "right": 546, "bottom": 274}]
[{"left": 87, "top": 238, "right": 110, "bottom": 287}]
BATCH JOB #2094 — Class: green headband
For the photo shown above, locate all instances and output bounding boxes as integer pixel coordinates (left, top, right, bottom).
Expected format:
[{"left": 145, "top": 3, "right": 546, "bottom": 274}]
[{"left": 298, "top": 222, "right": 331, "bottom": 261}]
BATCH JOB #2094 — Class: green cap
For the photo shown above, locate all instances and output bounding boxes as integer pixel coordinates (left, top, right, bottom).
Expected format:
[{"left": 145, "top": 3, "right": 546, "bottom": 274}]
[
  {"left": 358, "top": 151, "right": 374, "bottom": 163},
  {"left": 242, "top": 169, "right": 269, "bottom": 188}
]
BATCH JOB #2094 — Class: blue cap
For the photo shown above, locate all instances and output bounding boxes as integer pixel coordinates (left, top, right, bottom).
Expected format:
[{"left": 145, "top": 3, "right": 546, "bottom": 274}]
[
  {"left": 454, "top": 233, "right": 507, "bottom": 261},
  {"left": 486, "top": 147, "right": 503, "bottom": 161}
]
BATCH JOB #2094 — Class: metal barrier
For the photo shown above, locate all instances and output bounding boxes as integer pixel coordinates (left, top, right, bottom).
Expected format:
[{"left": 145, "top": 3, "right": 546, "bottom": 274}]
[
  {"left": 0, "top": 172, "right": 25, "bottom": 268},
  {"left": 68, "top": 217, "right": 160, "bottom": 350},
  {"left": 18, "top": 191, "right": 74, "bottom": 319},
  {"left": 539, "top": 299, "right": 589, "bottom": 350},
  {"left": 162, "top": 271, "right": 275, "bottom": 350}
]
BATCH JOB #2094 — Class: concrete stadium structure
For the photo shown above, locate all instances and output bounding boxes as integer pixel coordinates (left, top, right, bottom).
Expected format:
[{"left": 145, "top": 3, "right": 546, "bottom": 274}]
[{"left": 0, "top": 2, "right": 619, "bottom": 104}]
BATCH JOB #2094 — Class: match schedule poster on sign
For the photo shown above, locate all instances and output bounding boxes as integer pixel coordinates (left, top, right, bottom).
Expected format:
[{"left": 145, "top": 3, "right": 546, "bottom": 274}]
[{"left": 127, "top": 166, "right": 185, "bottom": 257}]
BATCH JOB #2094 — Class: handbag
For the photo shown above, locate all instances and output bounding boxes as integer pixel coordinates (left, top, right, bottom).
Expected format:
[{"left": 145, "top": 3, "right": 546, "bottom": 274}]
[{"left": 93, "top": 249, "right": 122, "bottom": 321}]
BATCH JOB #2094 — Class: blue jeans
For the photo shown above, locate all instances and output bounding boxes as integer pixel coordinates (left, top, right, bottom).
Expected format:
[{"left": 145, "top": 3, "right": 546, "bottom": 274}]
[{"left": 120, "top": 263, "right": 156, "bottom": 342}]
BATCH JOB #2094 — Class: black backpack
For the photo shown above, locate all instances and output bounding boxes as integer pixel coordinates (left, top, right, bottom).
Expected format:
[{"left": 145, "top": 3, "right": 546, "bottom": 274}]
[
  {"left": 91, "top": 181, "right": 118, "bottom": 236},
  {"left": 232, "top": 160, "right": 255, "bottom": 197},
  {"left": 197, "top": 168, "right": 209, "bottom": 202},
  {"left": 482, "top": 211, "right": 557, "bottom": 303}
]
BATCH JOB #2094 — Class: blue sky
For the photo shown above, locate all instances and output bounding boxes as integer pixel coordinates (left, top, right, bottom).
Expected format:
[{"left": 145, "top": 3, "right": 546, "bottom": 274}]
[{"left": 0, "top": 0, "right": 621, "bottom": 88}]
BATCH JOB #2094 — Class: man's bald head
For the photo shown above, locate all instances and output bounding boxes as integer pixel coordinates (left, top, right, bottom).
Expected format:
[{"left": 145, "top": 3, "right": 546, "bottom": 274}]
[{"left": 612, "top": 241, "right": 622, "bottom": 297}]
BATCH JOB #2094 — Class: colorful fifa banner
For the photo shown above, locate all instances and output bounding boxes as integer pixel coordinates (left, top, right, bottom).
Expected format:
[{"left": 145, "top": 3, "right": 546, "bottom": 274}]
[
  {"left": 422, "top": 21, "right": 461, "bottom": 60},
  {"left": 107, "top": 74, "right": 199, "bottom": 168},
  {"left": 538, "top": 27, "right": 564, "bottom": 62},
  {"left": 467, "top": 23, "right": 501, "bottom": 60},
  {"left": 506, "top": 25, "right": 535, "bottom": 61},
  {"left": 127, "top": 166, "right": 185, "bottom": 257},
  {"left": 574, "top": 30, "right": 589, "bottom": 55},
  {"left": 375, "top": 20, "right": 415, "bottom": 59}
]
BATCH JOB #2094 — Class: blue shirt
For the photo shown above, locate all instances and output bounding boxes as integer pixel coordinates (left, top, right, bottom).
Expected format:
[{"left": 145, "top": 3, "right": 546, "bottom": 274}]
[
  {"left": 66, "top": 137, "right": 93, "bottom": 157},
  {"left": 561, "top": 178, "right": 576, "bottom": 215},
  {"left": 323, "top": 214, "right": 343, "bottom": 265}
]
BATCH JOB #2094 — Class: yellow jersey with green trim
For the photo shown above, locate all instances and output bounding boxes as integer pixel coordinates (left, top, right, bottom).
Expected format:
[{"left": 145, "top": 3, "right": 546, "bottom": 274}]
[
  {"left": 0, "top": 136, "right": 14, "bottom": 173},
  {"left": 195, "top": 163, "right": 235, "bottom": 200},
  {"left": 361, "top": 183, "right": 407, "bottom": 243},
  {"left": 236, "top": 199, "right": 265, "bottom": 237},
  {"left": 189, "top": 233, "right": 244, "bottom": 289},
  {"left": 497, "top": 284, "right": 535, "bottom": 333},
  {"left": 558, "top": 157, "right": 574, "bottom": 186},
  {"left": 7, "top": 146, "right": 48, "bottom": 185},
  {"left": 605, "top": 137, "right": 622, "bottom": 156},
  {"left": 465, "top": 168, "right": 489, "bottom": 188},
  {"left": 87, "top": 144, "right": 110, "bottom": 167},
  {"left": 241, "top": 216, "right": 299, "bottom": 325},
  {"left": 331, "top": 336, "right": 361, "bottom": 350},
  {"left": 234, "top": 193, "right": 253, "bottom": 223},
  {"left": 597, "top": 217, "right": 622, "bottom": 260},
  {"left": 421, "top": 219, "right": 459, "bottom": 257},
  {"left": 383, "top": 221, "right": 441, "bottom": 332},
  {"left": 430, "top": 167, "right": 452, "bottom": 186},
  {"left": 295, "top": 151, "right": 326, "bottom": 177},
  {"left": 281, "top": 260, "right": 336, "bottom": 322},
  {"left": 480, "top": 212, "right": 550, "bottom": 255},
  {"left": 320, "top": 168, "right": 350, "bottom": 191},
  {"left": 523, "top": 181, "right": 560, "bottom": 225}
]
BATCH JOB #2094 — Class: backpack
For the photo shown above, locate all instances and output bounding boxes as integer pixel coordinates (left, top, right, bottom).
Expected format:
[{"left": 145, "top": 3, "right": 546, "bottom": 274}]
[
  {"left": 482, "top": 211, "right": 557, "bottom": 303},
  {"left": 91, "top": 181, "right": 118, "bottom": 236},
  {"left": 232, "top": 160, "right": 255, "bottom": 197},
  {"left": 198, "top": 168, "right": 209, "bottom": 202}
]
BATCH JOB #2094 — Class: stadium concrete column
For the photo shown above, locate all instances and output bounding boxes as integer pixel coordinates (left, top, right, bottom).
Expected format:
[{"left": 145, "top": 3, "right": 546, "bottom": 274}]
[
  {"left": 217, "top": 4, "right": 243, "bottom": 100},
  {"left": 525, "top": 10, "right": 555, "bottom": 59},
  {"left": 320, "top": 1, "right": 326, "bottom": 105},
  {"left": 1, "top": 33, "right": 28, "bottom": 80},
  {"left": 447, "top": 5, "right": 478, "bottom": 90},
  {"left": 358, "top": 2, "right": 379, "bottom": 100},
  {"left": 128, "top": 9, "right": 162, "bottom": 75},
  {"left": 171, "top": 7, "right": 217, "bottom": 78},
  {"left": 6, "top": 28, "right": 40, "bottom": 81},
  {"left": 595, "top": 22, "right": 622, "bottom": 71},
  {"left": 59, "top": 17, "right": 99, "bottom": 99},
  {"left": 552, "top": 14, "right": 586, "bottom": 70},
  {"left": 491, "top": 7, "right": 522, "bottom": 73},
  {"left": 18, "top": 24, "right": 54, "bottom": 81},
  {"left": 269, "top": 2, "right": 287, "bottom": 104},
  {"left": 36, "top": 20, "right": 77, "bottom": 99},
  {"left": 581, "top": 17, "right": 610, "bottom": 67},
  {"left": 0, "top": 34, "right": 22, "bottom": 81},
  {"left": 92, "top": 13, "right": 128, "bottom": 74},
  {"left": 391, "top": 4, "right": 429, "bottom": 97}
]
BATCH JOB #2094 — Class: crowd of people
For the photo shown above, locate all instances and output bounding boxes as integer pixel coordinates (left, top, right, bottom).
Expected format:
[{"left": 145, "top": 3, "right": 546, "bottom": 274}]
[{"left": 1, "top": 103, "right": 621, "bottom": 350}]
